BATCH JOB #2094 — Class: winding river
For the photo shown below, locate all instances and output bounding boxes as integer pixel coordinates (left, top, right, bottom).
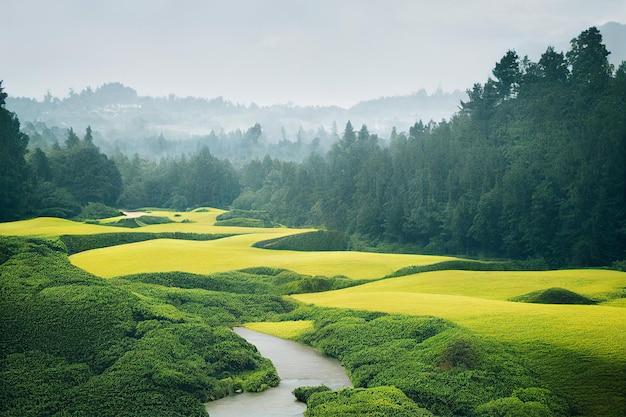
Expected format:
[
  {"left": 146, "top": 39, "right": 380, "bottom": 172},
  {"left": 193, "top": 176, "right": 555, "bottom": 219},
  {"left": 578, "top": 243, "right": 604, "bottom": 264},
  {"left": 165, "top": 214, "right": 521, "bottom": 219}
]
[{"left": 205, "top": 327, "right": 352, "bottom": 417}]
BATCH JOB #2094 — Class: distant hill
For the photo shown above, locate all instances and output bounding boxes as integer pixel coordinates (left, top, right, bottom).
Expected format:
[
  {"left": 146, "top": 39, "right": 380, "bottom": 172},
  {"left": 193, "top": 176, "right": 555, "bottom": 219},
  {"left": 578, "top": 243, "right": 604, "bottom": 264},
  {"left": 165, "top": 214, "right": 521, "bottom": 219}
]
[
  {"left": 599, "top": 21, "right": 626, "bottom": 66},
  {"left": 6, "top": 83, "right": 464, "bottom": 141},
  {"left": 6, "top": 83, "right": 464, "bottom": 161}
]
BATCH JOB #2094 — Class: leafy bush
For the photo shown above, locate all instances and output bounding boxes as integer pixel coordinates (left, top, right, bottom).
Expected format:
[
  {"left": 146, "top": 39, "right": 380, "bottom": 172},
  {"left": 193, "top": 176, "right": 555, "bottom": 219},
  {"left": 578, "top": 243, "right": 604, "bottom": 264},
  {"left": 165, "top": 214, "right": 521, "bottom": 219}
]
[
  {"left": 386, "top": 258, "right": 550, "bottom": 278},
  {"left": 304, "top": 386, "right": 434, "bottom": 417},
  {"left": 74, "top": 202, "right": 123, "bottom": 221},
  {"left": 121, "top": 269, "right": 363, "bottom": 296},
  {"left": 105, "top": 215, "right": 175, "bottom": 228},
  {"left": 293, "top": 385, "right": 332, "bottom": 403},
  {"left": 216, "top": 209, "right": 280, "bottom": 227},
  {"left": 215, "top": 217, "right": 267, "bottom": 227}
]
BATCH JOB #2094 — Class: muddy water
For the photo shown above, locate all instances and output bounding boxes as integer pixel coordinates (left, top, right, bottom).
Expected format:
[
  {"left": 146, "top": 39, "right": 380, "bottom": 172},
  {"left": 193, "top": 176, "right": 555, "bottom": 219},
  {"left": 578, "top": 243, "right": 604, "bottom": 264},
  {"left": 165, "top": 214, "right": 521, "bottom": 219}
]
[{"left": 205, "top": 327, "right": 352, "bottom": 417}]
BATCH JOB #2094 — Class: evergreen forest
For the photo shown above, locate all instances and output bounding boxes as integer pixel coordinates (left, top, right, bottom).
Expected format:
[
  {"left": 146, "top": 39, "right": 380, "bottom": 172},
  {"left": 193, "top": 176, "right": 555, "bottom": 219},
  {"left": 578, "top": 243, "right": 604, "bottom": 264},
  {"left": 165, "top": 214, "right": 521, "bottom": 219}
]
[{"left": 3, "top": 27, "right": 624, "bottom": 268}]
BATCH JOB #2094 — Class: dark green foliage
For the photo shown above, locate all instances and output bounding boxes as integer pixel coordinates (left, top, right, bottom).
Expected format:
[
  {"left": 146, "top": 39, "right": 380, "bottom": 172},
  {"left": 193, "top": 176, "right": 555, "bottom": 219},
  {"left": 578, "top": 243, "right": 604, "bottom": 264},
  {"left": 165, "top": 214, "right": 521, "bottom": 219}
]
[
  {"left": 59, "top": 232, "right": 231, "bottom": 255},
  {"left": 0, "top": 236, "right": 283, "bottom": 417},
  {"left": 476, "top": 388, "right": 570, "bottom": 417},
  {"left": 0, "top": 81, "right": 30, "bottom": 221},
  {"left": 73, "top": 202, "right": 123, "bottom": 221},
  {"left": 510, "top": 287, "right": 597, "bottom": 305},
  {"left": 216, "top": 209, "right": 270, "bottom": 222},
  {"left": 231, "top": 27, "right": 626, "bottom": 268},
  {"left": 105, "top": 214, "right": 174, "bottom": 228},
  {"left": 253, "top": 230, "right": 349, "bottom": 251},
  {"left": 304, "top": 386, "right": 435, "bottom": 417},
  {"left": 215, "top": 209, "right": 280, "bottom": 227},
  {"left": 214, "top": 217, "right": 267, "bottom": 227}
]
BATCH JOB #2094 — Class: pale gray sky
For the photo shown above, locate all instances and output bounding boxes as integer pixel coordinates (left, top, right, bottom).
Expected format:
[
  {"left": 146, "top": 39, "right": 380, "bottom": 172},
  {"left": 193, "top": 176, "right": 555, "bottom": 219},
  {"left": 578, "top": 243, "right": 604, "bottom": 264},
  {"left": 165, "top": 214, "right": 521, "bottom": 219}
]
[{"left": 3, "top": 0, "right": 625, "bottom": 106}]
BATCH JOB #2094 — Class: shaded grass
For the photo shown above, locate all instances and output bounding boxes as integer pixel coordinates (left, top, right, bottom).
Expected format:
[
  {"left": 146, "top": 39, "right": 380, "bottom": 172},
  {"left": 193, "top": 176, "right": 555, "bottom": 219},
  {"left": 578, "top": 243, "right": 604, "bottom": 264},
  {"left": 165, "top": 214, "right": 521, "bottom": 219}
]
[{"left": 510, "top": 287, "right": 596, "bottom": 305}]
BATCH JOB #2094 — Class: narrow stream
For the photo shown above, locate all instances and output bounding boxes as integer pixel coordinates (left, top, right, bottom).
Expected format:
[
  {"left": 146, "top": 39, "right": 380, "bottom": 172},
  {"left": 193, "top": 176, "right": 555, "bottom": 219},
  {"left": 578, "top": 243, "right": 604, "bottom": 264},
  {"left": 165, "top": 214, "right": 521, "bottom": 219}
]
[{"left": 205, "top": 327, "right": 352, "bottom": 417}]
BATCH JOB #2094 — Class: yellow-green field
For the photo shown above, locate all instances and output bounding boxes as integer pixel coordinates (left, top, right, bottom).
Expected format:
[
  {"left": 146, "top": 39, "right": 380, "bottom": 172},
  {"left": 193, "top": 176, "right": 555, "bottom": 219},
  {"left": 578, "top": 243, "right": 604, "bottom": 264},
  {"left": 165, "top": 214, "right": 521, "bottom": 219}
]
[
  {"left": 0, "top": 210, "right": 457, "bottom": 279},
  {"left": 69, "top": 235, "right": 456, "bottom": 279},
  {"left": 244, "top": 320, "right": 314, "bottom": 339},
  {"left": 0, "top": 208, "right": 297, "bottom": 237},
  {"left": 292, "top": 270, "right": 626, "bottom": 416}
]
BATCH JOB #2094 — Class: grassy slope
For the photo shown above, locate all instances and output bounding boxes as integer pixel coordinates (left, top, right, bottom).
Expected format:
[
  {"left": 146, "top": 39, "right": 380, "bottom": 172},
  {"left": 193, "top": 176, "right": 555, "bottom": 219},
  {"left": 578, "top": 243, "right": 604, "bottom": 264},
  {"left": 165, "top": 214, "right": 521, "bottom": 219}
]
[
  {"left": 293, "top": 270, "right": 626, "bottom": 417},
  {"left": 3, "top": 211, "right": 625, "bottom": 415},
  {"left": 69, "top": 236, "right": 457, "bottom": 279},
  {"left": 1, "top": 211, "right": 457, "bottom": 280}
]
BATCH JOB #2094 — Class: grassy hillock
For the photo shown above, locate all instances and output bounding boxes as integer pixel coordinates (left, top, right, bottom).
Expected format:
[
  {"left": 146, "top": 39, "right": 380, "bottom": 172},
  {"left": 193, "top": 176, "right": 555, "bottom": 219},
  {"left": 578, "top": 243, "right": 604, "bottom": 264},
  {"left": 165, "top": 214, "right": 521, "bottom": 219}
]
[
  {"left": 510, "top": 287, "right": 597, "bottom": 305},
  {"left": 104, "top": 214, "right": 175, "bottom": 228}
]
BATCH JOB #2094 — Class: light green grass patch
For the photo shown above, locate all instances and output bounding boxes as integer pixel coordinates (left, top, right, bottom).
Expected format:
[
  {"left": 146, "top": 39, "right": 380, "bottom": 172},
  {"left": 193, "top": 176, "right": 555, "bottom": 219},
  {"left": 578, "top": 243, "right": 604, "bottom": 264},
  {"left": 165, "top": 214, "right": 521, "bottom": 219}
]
[
  {"left": 70, "top": 234, "right": 457, "bottom": 279},
  {"left": 348, "top": 269, "right": 626, "bottom": 301},
  {"left": 244, "top": 321, "right": 314, "bottom": 339},
  {"left": 292, "top": 270, "right": 626, "bottom": 417}
]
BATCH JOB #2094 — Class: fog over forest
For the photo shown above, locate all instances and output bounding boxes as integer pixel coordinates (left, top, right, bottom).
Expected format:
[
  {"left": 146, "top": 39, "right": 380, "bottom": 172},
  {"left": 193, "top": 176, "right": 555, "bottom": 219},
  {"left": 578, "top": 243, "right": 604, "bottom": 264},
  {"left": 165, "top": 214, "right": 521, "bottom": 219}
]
[{"left": 6, "top": 86, "right": 465, "bottom": 162}]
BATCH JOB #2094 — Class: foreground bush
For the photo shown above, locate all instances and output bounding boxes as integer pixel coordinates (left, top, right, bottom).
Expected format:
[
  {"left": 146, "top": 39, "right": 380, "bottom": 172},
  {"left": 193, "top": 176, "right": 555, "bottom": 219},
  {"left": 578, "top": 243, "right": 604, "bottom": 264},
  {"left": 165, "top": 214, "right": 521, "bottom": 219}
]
[
  {"left": 305, "top": 386, "right": 434, "bottom": 417},
  {"left": 0, "top": 236, "right": 281, "bottom": 417},
  {"left": 292, "top": 309, "right": 570, "bottom": 417}
]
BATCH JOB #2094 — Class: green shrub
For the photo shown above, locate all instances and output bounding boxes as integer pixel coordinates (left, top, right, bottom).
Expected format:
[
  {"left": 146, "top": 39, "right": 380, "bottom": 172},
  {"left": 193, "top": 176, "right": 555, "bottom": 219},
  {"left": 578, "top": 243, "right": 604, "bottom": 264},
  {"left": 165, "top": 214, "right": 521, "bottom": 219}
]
[
  {"left": 293, "top": 385, "right": 332, "bottom": 403},
  {"left": 74, "top": 202, "right": 123, "bottom": 221},
  {"left": 305, "top": 386, "right": 434, "bottom": 417},
  {"left": 215, "top": 217, "right": 267, "bottom": 227},
  {"left": 295, "top": 308, "right": 565, "bottom": 417}
]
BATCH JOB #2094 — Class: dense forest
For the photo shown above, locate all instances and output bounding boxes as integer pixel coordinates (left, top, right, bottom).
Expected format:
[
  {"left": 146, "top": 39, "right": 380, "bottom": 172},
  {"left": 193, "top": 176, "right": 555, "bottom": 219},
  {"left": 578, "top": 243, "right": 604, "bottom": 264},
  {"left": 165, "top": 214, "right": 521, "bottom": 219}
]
[{"left": 2, "top": 26, "right": 625, "bottom": 267}]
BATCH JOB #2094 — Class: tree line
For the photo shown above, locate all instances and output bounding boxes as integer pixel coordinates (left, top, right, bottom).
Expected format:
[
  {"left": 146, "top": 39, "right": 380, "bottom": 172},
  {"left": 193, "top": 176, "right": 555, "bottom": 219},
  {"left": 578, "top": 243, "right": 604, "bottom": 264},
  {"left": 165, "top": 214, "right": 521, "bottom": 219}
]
[
  {"left": 232, "top": 27, "right": 626, "bottom": 268},
  {"left": 1, "top": 27, "right": 624, "bottom": 267}
]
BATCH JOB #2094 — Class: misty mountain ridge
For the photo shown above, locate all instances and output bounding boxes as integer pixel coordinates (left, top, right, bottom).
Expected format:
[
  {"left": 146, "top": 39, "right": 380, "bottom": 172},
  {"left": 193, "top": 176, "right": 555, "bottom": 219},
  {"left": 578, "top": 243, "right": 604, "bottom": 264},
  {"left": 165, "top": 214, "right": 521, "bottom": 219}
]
[{"left": 7, "top": 83, "right": 465, "bottom": 161}]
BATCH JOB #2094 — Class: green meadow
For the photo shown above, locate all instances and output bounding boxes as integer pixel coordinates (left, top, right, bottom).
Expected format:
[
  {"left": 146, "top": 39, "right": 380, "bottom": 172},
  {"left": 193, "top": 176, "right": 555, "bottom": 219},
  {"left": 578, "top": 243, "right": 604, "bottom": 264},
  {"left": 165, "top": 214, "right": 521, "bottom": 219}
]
[
  {"left": 1, "top": 209, "right": 625, "bottom": 416},
  {"left": 293, "top": 271, "right": 626, "bottom": 416}
]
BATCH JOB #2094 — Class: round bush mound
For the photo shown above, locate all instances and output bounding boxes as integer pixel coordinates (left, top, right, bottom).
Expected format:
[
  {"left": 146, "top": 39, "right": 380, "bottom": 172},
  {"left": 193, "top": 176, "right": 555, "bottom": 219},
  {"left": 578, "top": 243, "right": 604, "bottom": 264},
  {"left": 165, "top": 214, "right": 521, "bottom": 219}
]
[{"left": 510, "top": 287, "right": 596, "bottom": 305}]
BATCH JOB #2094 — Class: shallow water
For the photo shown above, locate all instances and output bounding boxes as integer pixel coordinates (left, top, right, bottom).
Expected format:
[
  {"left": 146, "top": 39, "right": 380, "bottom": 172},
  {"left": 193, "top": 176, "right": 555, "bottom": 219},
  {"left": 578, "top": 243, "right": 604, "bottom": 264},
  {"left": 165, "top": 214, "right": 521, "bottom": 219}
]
[{"left": 205, "top": 327, "right": 352, "bottom": 417}]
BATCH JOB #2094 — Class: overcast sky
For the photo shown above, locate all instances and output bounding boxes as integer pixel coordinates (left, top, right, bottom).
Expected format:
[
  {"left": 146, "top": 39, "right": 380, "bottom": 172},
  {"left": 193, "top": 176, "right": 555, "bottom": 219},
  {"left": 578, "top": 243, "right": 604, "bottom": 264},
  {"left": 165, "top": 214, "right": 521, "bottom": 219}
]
[{"left": 3, "top": 0, "right": 625, "bottom": 107}]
